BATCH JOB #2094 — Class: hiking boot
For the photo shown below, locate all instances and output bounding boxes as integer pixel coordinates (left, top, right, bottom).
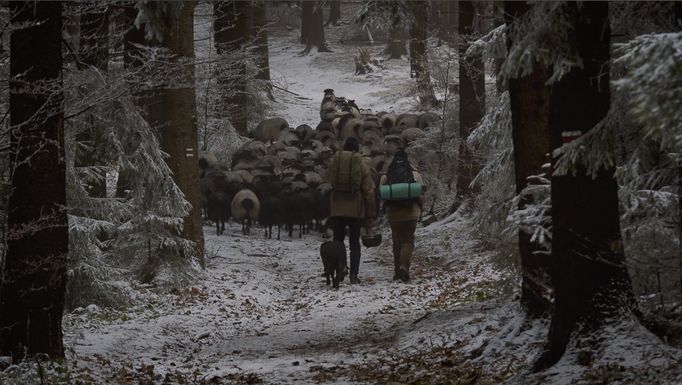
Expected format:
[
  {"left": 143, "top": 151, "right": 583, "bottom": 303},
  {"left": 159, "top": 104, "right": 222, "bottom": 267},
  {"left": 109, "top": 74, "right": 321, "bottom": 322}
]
[
  {"left": 398, "top": 269, "right": 410, "bottom": 283},
  {"left": 350, "top": 275, "right": 361, "bottom": 284}
]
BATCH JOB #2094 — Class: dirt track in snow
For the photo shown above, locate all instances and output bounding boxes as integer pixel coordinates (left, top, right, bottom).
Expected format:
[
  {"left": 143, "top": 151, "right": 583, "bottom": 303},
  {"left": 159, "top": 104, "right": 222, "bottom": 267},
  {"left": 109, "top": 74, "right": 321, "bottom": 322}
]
[{"left": 63, "top": 216, "right": 504, "bottom": 384}]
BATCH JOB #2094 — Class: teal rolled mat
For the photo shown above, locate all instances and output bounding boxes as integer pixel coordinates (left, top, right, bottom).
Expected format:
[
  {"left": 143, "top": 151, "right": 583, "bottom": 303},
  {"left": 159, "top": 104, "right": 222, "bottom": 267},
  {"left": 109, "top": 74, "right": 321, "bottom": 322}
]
[{"left": 380, "top": 183, "right": 423, "bottom": 200}]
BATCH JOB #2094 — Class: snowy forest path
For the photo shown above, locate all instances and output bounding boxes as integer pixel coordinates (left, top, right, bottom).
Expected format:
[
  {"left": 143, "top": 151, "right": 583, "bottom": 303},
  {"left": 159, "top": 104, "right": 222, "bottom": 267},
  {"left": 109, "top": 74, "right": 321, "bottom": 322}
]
[{"left": 64, "top": 217, "right": 504, "bottom": 383}]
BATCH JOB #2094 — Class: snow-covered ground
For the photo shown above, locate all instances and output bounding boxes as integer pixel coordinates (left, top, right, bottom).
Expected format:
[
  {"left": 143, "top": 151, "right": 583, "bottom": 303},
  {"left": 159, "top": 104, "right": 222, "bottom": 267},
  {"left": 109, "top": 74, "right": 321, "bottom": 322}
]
[
  {"left": 3, "top": 11, "right": 682, "bottom": 385},
  {"left": 57, "top": 213, "right": 506, "bottom": 384}
]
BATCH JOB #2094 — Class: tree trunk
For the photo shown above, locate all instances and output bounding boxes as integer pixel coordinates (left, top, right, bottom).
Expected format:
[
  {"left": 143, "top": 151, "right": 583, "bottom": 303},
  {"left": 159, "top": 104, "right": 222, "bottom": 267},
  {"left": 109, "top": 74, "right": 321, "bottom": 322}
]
[
  {"left": 409, "top": 1, "right": 438, "bottom": 107},
  {"left": 455, "top": 0, "right": 485, "bottom": 204},
  {"left": 505, "top": 1, "right": 552, "bottom": 316},
  {"left": 77, "top": 2, "right": 109, "bottom": 198},
  {"left": 538, "top": 1, "right": 636, "bottom": 369},
  {"left": 0, "top": 1, "right": 67, "bottom": 361},
  {"left": 79, "top": 4, "right": 109, "bottom": 70},
  {"left": 117, "top": 3, "right": 147, "bottom": 199},
  {"left": 301, "top": 1, "right": 312, "bottom": 44},
  {"left": 214, "top": 1, "right": 251, "bottom": 136},
  {"left": 252, "top": 1, "right": 271, "bottom": 83},
  {"left": 386, "top": 23, "right": 408, "bottom": 59},
  {"left": 326, "top": 1, "right": 341, "bottom": 26},
  {"left": 301, "top": 1, "right": 331, "bottom": 53},
  {"left": 146, "top": 2, "right": 205, "bottom": 268}
]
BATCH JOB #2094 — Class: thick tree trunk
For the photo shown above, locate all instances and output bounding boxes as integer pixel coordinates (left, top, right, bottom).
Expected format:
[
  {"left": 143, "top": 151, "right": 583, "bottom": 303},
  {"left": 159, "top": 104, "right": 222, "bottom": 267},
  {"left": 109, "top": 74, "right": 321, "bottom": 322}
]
[
  {"left": 214, "top": 1, "right": 251, "bottom": 136},
  {"left": 455, "top": 0, "right": 485, "bottom": 204},
  {"left": 146, "top": 2, "right": 205, "bottom": 268},
  {"left": 252, "top": 1, "right": 271, "bottom": 83},
  {"left": 386, "top": 24, "right": 408, "bottom": 59},
  {"left": 117, "top": 3, "right": 147, "bottom": 199},
  {"left": 0, "top": 1, "right": 67, "bottom": 361},
  {"left": 301, "top": 1, "right": 331, "bottom": 53},
  {"left": 409, "top": 1, "right": 438, "bottom": 107},
  {"left": 79, "top": 4, "right": 109, "bottom": 70},
  {"left": 301, "top": 1, "right": 312, "bottom": 44},
  {"left": 326, "top": 1, "right": 341, "bottom": 26},
  {"left": 77, "top": 2, "right": 109, "bottom": 198},
  {"left": 505, "top": 1, "right": 552, "bottom": 316},
  {"left": 538, "top": 1, "right": 636, "bottom": 369}
]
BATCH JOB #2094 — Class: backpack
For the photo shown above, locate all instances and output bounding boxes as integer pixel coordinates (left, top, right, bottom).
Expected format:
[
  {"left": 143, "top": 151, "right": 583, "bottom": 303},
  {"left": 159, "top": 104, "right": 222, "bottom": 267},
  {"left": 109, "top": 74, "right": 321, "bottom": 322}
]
[
  {"left": 328, "top": 151, "right": 363, "bottom": 194},
  {"left": 385, "top": 151, "right": 420, "bottom": 208}
]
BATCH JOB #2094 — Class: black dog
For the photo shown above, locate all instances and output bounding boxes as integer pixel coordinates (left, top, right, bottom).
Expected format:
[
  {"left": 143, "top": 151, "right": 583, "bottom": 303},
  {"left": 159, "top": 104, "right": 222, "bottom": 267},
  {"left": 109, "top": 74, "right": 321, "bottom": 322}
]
[{"left": 320, "top": 241, "right": 346, "bottom": 289}]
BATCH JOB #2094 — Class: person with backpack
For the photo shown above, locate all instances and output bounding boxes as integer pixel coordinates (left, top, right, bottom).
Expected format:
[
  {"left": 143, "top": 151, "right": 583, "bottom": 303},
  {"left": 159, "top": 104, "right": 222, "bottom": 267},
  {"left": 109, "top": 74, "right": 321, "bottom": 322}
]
[
  {"left": 327, "top": 138, "right": 376, "bottom": 284},
  {"left": 379, "top": 149, "right": 424, "bottom": 283}
]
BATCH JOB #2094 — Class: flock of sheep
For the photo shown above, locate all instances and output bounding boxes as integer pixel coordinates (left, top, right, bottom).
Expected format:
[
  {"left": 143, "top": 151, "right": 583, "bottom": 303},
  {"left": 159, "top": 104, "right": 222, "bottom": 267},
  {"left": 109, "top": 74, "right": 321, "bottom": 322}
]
[{"left": 199, "top": 89, "right": 440, "bottom": 239}]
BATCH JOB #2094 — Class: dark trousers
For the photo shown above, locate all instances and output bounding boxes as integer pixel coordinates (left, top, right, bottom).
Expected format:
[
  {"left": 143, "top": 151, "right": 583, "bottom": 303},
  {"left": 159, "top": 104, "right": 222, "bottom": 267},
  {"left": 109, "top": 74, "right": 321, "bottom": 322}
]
[
  {"left": 332, "top": 217, "right": 361, "bottom": 277},
  {"left": 390, "top": 220, "right": 418, "bottom": 275}
]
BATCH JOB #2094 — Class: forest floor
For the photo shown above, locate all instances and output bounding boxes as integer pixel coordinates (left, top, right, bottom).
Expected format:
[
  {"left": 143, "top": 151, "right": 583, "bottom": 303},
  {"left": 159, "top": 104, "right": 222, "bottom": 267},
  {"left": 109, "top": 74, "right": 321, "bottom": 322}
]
[{"left": 2, "top": 12, "right": 682, "bottom": 385}]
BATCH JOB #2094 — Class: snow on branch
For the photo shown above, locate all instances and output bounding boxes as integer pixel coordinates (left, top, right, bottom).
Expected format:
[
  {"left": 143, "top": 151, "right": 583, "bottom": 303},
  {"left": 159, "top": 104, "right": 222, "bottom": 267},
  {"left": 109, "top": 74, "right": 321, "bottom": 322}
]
[
  {"left": 500, "top": 1, "right": 581, "bottom": 84},
  {"left": 612, "top": 32, "right": 682, "bottom": 153}
]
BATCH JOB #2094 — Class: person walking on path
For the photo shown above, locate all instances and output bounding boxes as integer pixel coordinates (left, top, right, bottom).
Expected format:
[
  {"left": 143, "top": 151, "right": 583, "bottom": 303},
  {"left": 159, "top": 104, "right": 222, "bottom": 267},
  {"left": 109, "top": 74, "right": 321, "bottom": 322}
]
[
  {"left": 327, "top": 138, "right": 376, "bottom": 284},
  {"left": 380, "top": 149, "right": 424, "bottom": 283}
]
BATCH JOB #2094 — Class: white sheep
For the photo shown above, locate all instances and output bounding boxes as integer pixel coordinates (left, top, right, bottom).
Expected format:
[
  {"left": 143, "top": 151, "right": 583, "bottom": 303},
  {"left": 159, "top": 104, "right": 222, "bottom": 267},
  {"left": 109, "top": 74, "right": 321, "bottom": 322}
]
[{"left": 231, "top": 189, "right": 260, "bottom": 235}]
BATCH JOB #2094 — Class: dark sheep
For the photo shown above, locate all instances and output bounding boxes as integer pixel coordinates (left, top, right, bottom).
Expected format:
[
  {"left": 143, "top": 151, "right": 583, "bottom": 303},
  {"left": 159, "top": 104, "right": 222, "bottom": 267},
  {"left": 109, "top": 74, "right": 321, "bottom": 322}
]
[
  {"left": 320, "top": 240, "right": 346, "bottom": 289},
  {"left": 281, "top": 188, "right": 316, "bottom": 238},
  {"left": 258, "top": 196, "right": 285, "bottom": 240},
  {"left": 200, "top": 169, "right": 240, "bottom": 235},
  {"left": 206, "top": 190, "right": 230, "bottom": 236}
]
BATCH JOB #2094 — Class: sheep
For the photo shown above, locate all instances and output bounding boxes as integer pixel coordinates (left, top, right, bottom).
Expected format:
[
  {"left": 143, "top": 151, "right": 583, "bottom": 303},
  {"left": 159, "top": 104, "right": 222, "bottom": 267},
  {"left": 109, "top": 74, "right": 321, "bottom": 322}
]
[
  {"left": 400, "top": 127, "right": 427, "bottom": 146},
  {"left": 340, "top": 118, "right": 363, "bottom": 140},
  {"left": 205, "top": 189, "right": 230, "bottom": 235},
  {"left": 281, "top": 186, "right": 316, "bottom": 238},
  {"left": 394, "top": 113, "right": 420, "bottom": 133},
  {"left": 379, "top": 113, "right": 397, "bottom": 134},
  {"left": 200, "top": 168, "right": 241, "bottom": 234},
  {"left": 418, "top": 111, "right": 439, "bottom": 130},
  {"left": 275, "top": 127, "right": 297, "bottom": 146},
  {"left": 199, "top": 152, "right": 218, "bottom": 177},
  {"left": 231, "top": 188, "right": 260, "bottom": 235},
  {"left": 258, "top": 194, "right": 285, "bottom": 240},
  {"left": 254, "top": 117, "right": 289, "bottom": 143},
  {"left": 320, "top": 240, "right": 346, "bottom": 289},
  {"left": 294, "top": 124, "right": 314, "bottom": 141}
]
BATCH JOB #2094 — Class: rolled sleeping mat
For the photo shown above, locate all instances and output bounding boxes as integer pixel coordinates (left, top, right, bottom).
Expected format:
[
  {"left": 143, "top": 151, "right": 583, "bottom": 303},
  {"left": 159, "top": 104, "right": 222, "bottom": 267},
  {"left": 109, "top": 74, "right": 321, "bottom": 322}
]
[{"left": 379, "top": 183, "right": 423, "bottom": 201}]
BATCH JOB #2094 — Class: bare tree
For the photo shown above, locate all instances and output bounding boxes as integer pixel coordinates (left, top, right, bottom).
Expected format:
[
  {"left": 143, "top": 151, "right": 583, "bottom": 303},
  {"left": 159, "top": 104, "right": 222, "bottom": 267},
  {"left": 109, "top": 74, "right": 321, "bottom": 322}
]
[{"left": 0, "top": 1, "right": 68, "bottom": 360}]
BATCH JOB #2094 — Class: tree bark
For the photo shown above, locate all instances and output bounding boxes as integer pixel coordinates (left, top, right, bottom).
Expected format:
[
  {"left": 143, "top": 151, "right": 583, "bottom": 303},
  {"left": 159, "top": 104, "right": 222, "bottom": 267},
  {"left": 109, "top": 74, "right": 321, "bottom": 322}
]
[
  {"left": 505, "top": 1, "right": 552, "bottom": 316},
  {"left": 214, "top": 1, "right": 251, "bottom": 136},
  {"left": 455, "top": 0, "right": 485, "bottom": 204},
  {"left": 409, "top": 1, "right": 438, "bottom": 107},
  {"left": 145, "top": 2, "right": 205, "bottom": 268},
  {"left": 0, "top": 1, "right": 67, "bottom": 360},
  {"left": 301, "top": 1, "right": 331, "bottom": 53},
  {"left": 117, "top": 3, "right": 147, "bottom": 199},
  {"left": 326, "top": 1, "right": 341, "bottom": 26},
  {"left": 386, "top": 23, "right": 408, "bottom": 59},
  {"left": 79, "top": 4, "right": 109, "bottom": 71},
  {"left": 538, "top": 1, "right": 636, "bottom": 369},
  {"left": 77, "top": 2, "right": 109, "bottom": 198},
  {"left": 251, "top": 1, "right": 271, "bottom": 83},
  {"left": 301, "top": 1, "right": 312, "bottom": 44}
]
